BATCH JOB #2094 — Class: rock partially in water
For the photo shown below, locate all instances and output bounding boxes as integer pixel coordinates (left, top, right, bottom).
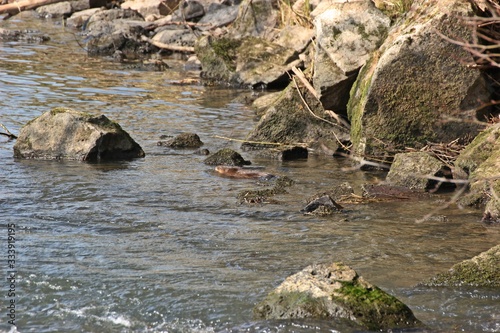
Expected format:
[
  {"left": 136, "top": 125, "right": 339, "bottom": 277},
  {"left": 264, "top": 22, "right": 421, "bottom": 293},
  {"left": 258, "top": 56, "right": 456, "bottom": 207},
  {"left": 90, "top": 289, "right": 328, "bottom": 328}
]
[
  {"left": 243, "top": 144, "right": 308, "bottom": 161},
  {"left": 157, "top": 132, "right": 203, "bottom": 148},
  {"left": 348, "top": 0, "right": 489, "bottom": 161},
  {"left": 386, "top": 152, "right": 454, "bottom": 192},
  {"left": 419, "top": 244, "right": 500, "bottom": 287},
  {"left": 0, "top": 27, "right": 50, "bottom": 42},
  {"left": 301, "top": 194, "right": 343, "bottom": 216},
  {"left": 243, "top": 83, "right": 350, "bottom": 155},
  {"left": 203, "top": 148, "right": 250, "bottom": 166},
  {"left": 456, "top": 123, "right": 500, "bottom": 222},
  {"left": 254, "top": 262, "right": 422, "bottom": 331},
  {"left": 84, "top": 8, "right": 154, "bottom": 57},
  {"left": 13, "top": 108, "right": 145, "bottom": 161}
]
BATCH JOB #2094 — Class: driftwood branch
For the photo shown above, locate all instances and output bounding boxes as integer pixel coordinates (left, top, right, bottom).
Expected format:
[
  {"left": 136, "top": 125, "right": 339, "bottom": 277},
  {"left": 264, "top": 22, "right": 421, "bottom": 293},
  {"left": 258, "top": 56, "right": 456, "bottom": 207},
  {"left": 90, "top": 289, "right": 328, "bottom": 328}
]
[
  {"left": 0, "top": 123, "right": 17, "bottom": 139},
  {"left": 140, "top": 35, "right": 195, "bottom": 53},
  {"left": 0, "top": 0, "right": 66, "bottom": 16}
]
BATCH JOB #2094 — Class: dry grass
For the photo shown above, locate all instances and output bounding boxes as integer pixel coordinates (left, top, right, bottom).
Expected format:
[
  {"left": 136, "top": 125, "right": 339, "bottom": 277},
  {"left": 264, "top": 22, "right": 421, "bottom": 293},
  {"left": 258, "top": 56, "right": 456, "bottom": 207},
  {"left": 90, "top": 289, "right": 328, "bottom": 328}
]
[{"left": 373, "top": 0, "right": 414, "bottom": 20}]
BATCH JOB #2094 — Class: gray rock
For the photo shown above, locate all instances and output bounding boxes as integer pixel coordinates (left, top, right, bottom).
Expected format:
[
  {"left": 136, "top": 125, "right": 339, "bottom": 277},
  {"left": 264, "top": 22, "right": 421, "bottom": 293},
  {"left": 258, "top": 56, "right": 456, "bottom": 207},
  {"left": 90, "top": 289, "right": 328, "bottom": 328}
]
[
  {"left": 197, "top": 4, "right": 239, "bottom": 30},
  {"left": 203, "top": 148, "right": 250, "bottom": 166},
  {"left": 84, "top": 9, "right": 153, "bottom": 57},
  {"left": 13, "top": 108, "right": 145, "bottom": 161},
  {"left": 301, "top": 194, "right": 343, "bottom": 215},
  {"left": 153, "top": 28, "right": 198, "bottom": 48},
  {"left": 244, "top": 83, "right": 350, "bottom": 155},
  {"left": 386, "top": 152, "right": 453, "bottom": 191},
  {"left": 182, "top": 0, "right": 205, "bottom": 21},
  {"left": 347, "top": 0, "right": 490, "bottom": 160},
  {"left": 195, "top": 35, "right": 302, "bottom": 88},
  {"left": 0, "top": 28, "right": 49, "bottom": 42},
  {"left": 312, "top": 0, "right": 390, "bottom": 112},
  {"left": 254, "top": 262, "right": 422, "bottom": 330},
  {"left": 157, "top": 132, "right": 203, "bottom": 148},
  {"left": 229, "top": 0, "right": 277, "bottom": 39}
]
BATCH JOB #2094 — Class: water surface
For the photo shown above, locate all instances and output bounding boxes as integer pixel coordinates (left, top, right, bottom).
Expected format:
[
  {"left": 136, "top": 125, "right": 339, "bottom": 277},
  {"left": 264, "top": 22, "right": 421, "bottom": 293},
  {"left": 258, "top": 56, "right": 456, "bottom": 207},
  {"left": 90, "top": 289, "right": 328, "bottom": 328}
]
[{"left": 1, "top": 17, "right": 499, "bottom": 333}]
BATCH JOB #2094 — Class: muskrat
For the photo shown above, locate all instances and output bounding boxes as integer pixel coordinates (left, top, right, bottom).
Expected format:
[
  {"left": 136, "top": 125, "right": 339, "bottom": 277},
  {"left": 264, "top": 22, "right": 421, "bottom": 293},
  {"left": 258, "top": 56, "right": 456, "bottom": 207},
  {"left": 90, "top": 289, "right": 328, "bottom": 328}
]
[{"left": 215, "top": 165, "right": 273, "bottom": 179}]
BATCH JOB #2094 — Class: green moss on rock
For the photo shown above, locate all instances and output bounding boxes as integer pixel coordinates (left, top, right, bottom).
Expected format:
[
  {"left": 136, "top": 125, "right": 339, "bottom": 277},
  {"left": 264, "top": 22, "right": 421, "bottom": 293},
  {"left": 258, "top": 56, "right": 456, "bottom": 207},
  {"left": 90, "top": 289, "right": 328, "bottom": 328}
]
[{"left": 420, "top": 245, "right": 500, "bottom": 287}]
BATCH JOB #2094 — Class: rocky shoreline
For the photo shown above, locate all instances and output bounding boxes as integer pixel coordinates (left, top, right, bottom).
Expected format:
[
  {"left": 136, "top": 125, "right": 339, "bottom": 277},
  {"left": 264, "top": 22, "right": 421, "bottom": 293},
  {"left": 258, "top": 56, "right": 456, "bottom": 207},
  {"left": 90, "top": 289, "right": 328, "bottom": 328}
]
[{"left": 2, "top": 0, "right": 499, "bottom": 329}]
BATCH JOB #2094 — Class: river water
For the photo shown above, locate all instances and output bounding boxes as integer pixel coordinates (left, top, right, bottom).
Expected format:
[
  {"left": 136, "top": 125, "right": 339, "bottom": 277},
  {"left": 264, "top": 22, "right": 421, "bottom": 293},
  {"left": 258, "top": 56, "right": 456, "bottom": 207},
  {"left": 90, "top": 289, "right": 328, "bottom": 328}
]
[{"left": 1, "top": 16, "right": 499, "bottom": 333}]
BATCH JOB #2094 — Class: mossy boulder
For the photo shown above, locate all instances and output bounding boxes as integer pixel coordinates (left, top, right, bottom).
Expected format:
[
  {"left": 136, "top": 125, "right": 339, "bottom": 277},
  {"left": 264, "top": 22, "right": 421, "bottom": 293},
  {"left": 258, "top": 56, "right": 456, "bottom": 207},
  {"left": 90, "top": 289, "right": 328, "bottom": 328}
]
[
  {"left": 254, "top": 262, "right": 422, "bottom": 330},
  {"left": 420, "top": 245, "right": 500, "bottom": 287},
  {"left": 347, "top": 0, "right": 490, "bottom": 161},
  {"left": 195, "top": 35, "right": 303, "bottom": 88},
  {"left": 456, "top": 124, "right": 500, "bottom": 221},
  {"left": 243, "top": 83, "right": 350, "bottom": 155},
  {"left": 386, "top": 152, "right": 454, "bottom": 191},
  {"left": 13, "top": 108, "right": 145, "bottom": 161}
]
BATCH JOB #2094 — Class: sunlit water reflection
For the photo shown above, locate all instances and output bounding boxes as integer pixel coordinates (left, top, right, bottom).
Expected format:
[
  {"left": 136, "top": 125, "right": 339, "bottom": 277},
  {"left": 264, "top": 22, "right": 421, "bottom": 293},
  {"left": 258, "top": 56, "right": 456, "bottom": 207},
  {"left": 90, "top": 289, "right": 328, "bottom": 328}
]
[{"left": 1, "top": 17, "right": 499, "bottom": 333}]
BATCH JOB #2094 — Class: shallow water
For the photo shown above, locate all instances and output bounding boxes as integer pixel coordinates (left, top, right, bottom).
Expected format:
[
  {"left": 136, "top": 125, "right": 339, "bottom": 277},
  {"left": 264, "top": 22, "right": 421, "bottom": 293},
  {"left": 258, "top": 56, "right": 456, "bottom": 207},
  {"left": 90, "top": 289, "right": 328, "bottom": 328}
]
[{"left": 1, "top": 17, "right": 499, "bottom": 333}]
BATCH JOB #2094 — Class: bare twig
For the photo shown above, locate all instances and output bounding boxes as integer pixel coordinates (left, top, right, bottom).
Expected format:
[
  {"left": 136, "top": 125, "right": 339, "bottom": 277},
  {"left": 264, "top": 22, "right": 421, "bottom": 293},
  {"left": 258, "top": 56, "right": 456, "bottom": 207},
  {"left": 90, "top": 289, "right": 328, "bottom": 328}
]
[{"left": 0, "top": 122, "right": 17, "bottom": 139}]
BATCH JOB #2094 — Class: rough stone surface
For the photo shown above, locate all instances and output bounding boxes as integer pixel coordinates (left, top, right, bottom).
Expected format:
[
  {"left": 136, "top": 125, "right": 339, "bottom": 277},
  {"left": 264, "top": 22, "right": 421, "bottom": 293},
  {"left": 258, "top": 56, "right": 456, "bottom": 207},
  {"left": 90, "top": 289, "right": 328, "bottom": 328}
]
[
  {"left": 13, "top": 108, "right": 145, "bottom": 161},
  {"left": 67, "top": 8, "right": 103, "bottom": 28},
  {"left": 153, "top": 28, "right": 197, "bottom": 47},
  {"left": 243, "top": 84, "right": 350, "bottom": 155},
  {"left": 386, "top": 152, "right": 453, "bottom": 191},
  {"left": 420, "top": 245, "right": 500, "bottom": 287},
  {"left": 229, "top": 0, "right": 277, "bottom": 39},
  {"left": 456, "top": 123, "right": 500, "bottom": 221},
  {"left": 121, "top": 0, "right": 181, "bottom": 17},
  {"left": 203, "top": 148, "right": 251, "bottom": 166},
  {"left": 254, "top": 262, "right": 422, "bottom": 330},
  {"left": 157, "top": 132, "right": 203, "bottom": 148},
  {"left": 197, "top": 4, "right": 239, "bottom": 30},
  {"left": 312, "top": 0, "right": 390, "bottom": 112},
  {"left": 195, "top": 34, "right": 304, "bottom": 88},
  {"left": 0, "top": 28, "right": 49, "bottom": 42},
  {"left": 84, "top": 9, "right": 154, "bottom": 57},
  {"left": 347, "top": 0, "right": 490, "bottom": 161}
]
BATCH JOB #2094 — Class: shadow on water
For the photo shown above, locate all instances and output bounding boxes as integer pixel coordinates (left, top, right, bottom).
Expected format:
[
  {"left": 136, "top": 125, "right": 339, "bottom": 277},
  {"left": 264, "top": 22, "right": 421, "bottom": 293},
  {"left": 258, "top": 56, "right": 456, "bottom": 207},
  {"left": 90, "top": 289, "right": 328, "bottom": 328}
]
[{"left": 0, "top": 17, "right": 499, "bottom": 333}]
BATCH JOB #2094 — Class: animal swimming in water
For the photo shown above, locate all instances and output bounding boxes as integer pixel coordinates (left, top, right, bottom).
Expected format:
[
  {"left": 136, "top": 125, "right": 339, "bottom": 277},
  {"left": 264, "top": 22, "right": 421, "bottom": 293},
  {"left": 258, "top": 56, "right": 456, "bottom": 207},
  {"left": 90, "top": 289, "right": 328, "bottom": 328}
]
[{"left": 215, "top": 165, "right": 273, "bottom": 179}]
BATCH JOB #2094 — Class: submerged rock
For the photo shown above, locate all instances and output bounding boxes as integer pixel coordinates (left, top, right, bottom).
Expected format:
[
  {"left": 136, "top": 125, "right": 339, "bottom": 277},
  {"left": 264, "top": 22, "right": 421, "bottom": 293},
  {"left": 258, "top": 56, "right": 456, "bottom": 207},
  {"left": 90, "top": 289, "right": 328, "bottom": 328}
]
[
  {"left": 254, "top": 262, "right": 422, "bottom": 330},
  {"left": 13, "top": 108, "right": 145, "bottom": 161},
  {"left": 420, "top": 244, "right": 500, "bottom": 287}
]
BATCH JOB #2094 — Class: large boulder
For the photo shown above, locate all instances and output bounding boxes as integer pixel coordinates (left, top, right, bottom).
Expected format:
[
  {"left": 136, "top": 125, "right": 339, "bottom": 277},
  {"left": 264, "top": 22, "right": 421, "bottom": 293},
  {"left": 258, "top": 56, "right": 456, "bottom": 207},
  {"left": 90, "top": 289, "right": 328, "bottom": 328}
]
[
  {"left": 84, "top": 9, "right": 154, "bottom": 57},
  {"left": 195, "top": 35, "right": 304, "bottom": 88},
  {"left": 242, "top": 83, "right": 350, "bottom": 155},
  {"left": 254, "top": 262, "right": 422, "bottom": 330},
  {"left": 229, "top": 0, "right": 277, "bottom": 39},
  {"left": 121, "top": 0, "right": 180, "bottom": 18},
  {"left": 456, "top": 123, "right": 500, "bottom": 221},
  {"left": 347, "top": 0, "right": 490, "bottom": 161},
  {"left": 420, "top": 244, "right": 500, "bottom": 287},
  {"left": 312, "top": 0, "right": 390, "bottom": 113},
  {"left": 13, "top": 108, "right": 145, "bottom": 161}
]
